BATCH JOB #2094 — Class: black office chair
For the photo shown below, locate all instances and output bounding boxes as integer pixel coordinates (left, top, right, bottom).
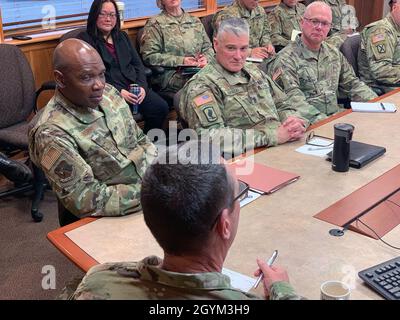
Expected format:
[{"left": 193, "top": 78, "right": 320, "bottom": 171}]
[
  {"left": 173, "top": 89, "right": 188, "bottom": 129},
  {"left": 200, "top": 13, "right": 215, "bottom": 42},
  {"left": 340, "top": 34, "right": 361, "bottom": 77},
  {"left": 136, "top": 27, "right": 176, "bottom": 107},
  {"left": 0, "top": 44, "right": 54, "bottom": 222}
]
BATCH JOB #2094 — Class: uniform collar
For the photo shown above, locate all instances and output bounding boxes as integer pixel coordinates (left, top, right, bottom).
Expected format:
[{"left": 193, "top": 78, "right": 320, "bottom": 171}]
[
  {"left": 296, "top": 36, "right": 324, "bottom": 60},
  {"left": 234, "top": 0, "right": 256, "bottom": 18},
  {"left": 388, "top": 13, "right": 400, "bottom": 33},
  {"left": 138, "top": 256, "right": 233, "bottom": 290},
  {"left": 54, "top": 89, "right": 104, "bottom": 124},
  {"left": 211, "top": 59, "right": 250, "bottom": 85},
  {"left": 161, "top": 8, "right": 188, "bottom": 23},
  {"left": 279, "top": 2, "right": 297, "bottom": 13}
]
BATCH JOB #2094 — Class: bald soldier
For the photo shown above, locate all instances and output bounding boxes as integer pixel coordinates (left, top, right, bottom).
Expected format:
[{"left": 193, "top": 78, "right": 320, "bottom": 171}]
[
  {"left": 72, "top": 140, "right": 304, "bottom": 300},
  {"left": 29, "top": 39, "right": 157, "bottom": 223},
  {"left": 212, "top": 0, "right": 275, "bottom": 60},
  {"left": 269, "top": 0, "right": 306, "bottom": 51},
  {"left": 269, "top": 1, "right": 376, "bottom": 124},
  {"left": 180, "top": 18, "right": 306, "bottom": 156},
  {"left": 358, "top": 0, "right": 400, "bottom": 94}
]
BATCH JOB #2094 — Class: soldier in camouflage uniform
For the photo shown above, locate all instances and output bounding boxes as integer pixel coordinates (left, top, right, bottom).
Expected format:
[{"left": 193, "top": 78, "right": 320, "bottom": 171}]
[
  {"left": 269, "top": 2, "right": 376, "bottom": 124},
  {"left": 140, "top": 0, "right": 214, "bottom": 94},
  {"left": 358, "top": 0, "right": 400, "bottom": 94},
  {"left": 72, "top": 140, "right": 304, "bottom": 300},
  {"left": 29, "top": 39, "right": 157, "bottom": 219},
  {"left": 269, "top": 0, "right": 306, "bottom": 51},
  {"left": 212, "top": 0, "right": 275, "bottom": 60},
  {"left": 180, "top": 18, "right": 306, "bottom": 156},
  {"left": 319, "top": 0, "right": 359, "bottom": 48}
]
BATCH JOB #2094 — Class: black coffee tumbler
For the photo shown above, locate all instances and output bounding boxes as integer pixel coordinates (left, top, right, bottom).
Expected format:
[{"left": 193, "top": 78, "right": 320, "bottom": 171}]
[{"left": 332, "top": 123, "right": 354, "bottom": 172}]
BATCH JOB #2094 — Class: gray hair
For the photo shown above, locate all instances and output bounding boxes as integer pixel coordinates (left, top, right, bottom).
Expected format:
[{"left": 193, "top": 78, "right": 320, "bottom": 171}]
[
  {"left": 156, "top": 0, "right": 164, "bottom": 10},
  {"left": 216, "top": 17, "right": 249, "bottom": 40}
]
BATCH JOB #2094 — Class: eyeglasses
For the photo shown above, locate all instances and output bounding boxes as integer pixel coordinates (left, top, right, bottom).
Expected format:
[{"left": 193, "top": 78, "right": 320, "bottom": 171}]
[
  {"left": 99, "top": 12, "right": 117, "bottom": 19},
  {"left": 305, "top": 131, "right": 334, "bottom": 147},
  {"left": 210, "top": 180, "right": 250, "bottom": 229},
  {"left": 304, "top": 17, "right": 332, "bottom": 28}
]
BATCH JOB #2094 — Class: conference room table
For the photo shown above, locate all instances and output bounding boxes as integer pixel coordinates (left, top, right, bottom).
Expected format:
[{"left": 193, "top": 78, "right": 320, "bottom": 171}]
[{"left": 47, "top": 89, "right": 400, "bottom": 300}]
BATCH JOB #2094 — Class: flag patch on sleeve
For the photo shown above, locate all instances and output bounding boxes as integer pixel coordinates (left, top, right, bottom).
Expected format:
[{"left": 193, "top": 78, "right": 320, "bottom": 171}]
[
  {"left": 193, "top": 92, "right": 214, "bottom": 107},
  {"left": 41, "top": 146, "right": 62, "bottom": 171},
  {"left": 372, "top": 33, "right": 385, "bottom": 43}
]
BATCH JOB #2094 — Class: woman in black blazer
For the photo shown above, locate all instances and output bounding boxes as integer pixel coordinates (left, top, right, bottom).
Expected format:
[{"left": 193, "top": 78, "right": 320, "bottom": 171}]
[{"left": 82, "top": 0, "right": 168, "bottom": 133}]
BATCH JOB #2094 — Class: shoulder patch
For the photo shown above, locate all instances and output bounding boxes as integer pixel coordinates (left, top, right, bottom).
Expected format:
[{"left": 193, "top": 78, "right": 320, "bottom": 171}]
[
  {"left": 371, "top": 33, "right": 386, "bottom": 43},
  {"left": 272, "top": 68, "right": 283, "bottom": 81},
  {"left": 202, "top": 105, "right": 218, "bottom": 123},
  {"left": 376, "top": 44, "right": 386, "bottom": 54},
  {"left": 193, "top": 92, "right": 215, "bottom": 108},
  {"left": 41, "top": 146, "right": 62, "bottom": 171}
]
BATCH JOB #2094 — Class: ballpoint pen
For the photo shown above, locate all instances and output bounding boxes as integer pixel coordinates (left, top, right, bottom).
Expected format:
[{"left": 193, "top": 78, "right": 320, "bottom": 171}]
[
  {"left": 253, "top": 250, "right": 278, "bottom": 289},
  {"left": 380, "top": 103, "right": 386, "bottom": 110}
]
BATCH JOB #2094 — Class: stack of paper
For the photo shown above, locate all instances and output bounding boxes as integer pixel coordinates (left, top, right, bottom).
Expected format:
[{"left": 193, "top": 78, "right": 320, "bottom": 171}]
[{"left": 351, "top": 102, "right": 397, "bottom": 113}]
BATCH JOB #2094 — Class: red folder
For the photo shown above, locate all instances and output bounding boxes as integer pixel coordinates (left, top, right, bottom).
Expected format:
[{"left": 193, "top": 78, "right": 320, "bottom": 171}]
[{"left": 229, "top": 159, "right": 300, "bottom": 194}]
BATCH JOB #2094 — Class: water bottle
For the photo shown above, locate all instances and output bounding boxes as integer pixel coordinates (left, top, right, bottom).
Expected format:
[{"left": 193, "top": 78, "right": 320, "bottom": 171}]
[
  {"left": 332, "top": 123, "right": 354, "bottom": 172},
  {"left": 129, "top": 84, "right": 140, "bottom": 115}
]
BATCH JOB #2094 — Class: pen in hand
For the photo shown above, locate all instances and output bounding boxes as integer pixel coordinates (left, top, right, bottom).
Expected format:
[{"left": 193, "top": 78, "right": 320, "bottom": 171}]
[
  {"left": 253, "top": 250, "right": 278, "bottom": 289},
  {"left": 380, "top": 103, "right": 386, "bottom": 110}
]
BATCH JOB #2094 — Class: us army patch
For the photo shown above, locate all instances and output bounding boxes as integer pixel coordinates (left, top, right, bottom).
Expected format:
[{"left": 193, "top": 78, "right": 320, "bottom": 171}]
[
  {"left": 202, "top": 105, "right": 218, "bottom": 123},
  {"left": 193, "top": 91, "right": 214, "bottom": 107},
  {"left": 41, "top": 146, "right": 62, "bottom": 171},
  {"left": 376, "top": 44, "right": 386, "bottom": 54},
  {"left": 372, "top": 34, "right": 385, "bottom": 44}
]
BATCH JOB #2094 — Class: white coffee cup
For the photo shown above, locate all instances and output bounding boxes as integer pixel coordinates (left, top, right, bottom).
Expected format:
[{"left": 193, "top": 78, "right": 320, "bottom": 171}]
[
  {"left": 116, "top": 1, "right": 125, "bottom": 27},
  {"left": 320, "top": 280, "right": 351, "bottom": 300}
]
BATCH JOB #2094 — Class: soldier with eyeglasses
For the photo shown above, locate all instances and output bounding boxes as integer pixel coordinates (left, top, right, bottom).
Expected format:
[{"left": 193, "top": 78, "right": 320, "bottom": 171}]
[{"left": 268, "top": 1, "right": 376, "bottom": 124}]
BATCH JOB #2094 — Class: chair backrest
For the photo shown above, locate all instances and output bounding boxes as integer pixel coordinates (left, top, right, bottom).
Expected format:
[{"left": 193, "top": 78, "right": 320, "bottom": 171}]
[
  {"left": 136, "top": 27, "right": 145, "bottom": 51},
  {"left": 201, "top": 14, "right": 214, "bottom": 42},
  {"left": 339, "top": 34, "right": 361, "bottom": 77},
  {"left": 59, "top": 27, "right": 86, "bottom": 43},
  {"left": 0, "top": 44, "right": 36, "bottom": 129}
]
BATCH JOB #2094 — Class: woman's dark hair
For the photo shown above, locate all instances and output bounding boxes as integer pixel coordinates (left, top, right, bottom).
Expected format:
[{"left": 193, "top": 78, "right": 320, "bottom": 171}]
[{"left": 87, "top": 0, "right": 121, "bottom": 40}]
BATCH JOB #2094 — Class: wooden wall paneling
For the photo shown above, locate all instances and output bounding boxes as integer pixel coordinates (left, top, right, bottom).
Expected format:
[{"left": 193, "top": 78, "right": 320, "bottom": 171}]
[
  {"left": 20, "top": 41, "right": 57, "bottom": 108},
  {"left": 0, "top": 8, "right": 4, "bottom": 43},
  {"left": 351, "top": 0, "right": 384, "bottom": 30}
]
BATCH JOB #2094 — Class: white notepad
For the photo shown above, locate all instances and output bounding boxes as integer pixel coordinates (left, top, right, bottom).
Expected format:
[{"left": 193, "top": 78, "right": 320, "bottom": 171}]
[{"left": 351, "top": 102, "right": 397, "bottom": 113}]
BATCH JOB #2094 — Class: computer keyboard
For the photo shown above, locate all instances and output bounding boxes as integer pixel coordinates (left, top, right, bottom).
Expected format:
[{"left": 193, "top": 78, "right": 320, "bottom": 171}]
[{"left": 359, "top": 256, "right": 400, "bottom": 300}]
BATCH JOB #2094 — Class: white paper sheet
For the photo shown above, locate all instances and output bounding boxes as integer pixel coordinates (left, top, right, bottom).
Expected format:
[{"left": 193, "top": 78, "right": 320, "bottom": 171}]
[
  {"left": 240, "top": 190, "right": 262, "bottom": 207},
  {"left": 295, "top": 137, "right": 333, "bottom": 158},
  {"left": 222, "top": 268, "right": 256, "bottom": 292}
]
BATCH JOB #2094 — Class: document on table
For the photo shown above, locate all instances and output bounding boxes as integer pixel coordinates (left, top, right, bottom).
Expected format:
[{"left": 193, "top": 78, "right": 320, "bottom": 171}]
[
  {"left": 222, "top": 268, "right": 256, "bottom": 292},
  {"left": 296, "top": 137, "right": 333, "bottom": 158},
  {"left": 240, "top": 190, "right": 261, "bottom": 207},
  {"left": 351, "top": 102, "right": 397, "bottom": 113}
]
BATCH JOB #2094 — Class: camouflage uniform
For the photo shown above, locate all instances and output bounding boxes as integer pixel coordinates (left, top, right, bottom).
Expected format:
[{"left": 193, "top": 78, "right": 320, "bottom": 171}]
[
  {"left": 318, "top": 0, "right": 354, "bottom": 49},
  {"left": 321, "top": 0, "right": 347, "bottom": 33},
  {"left": 29, "top": 84, "right": 157, "bottom": 218},
  {"left": 269, "top": 2, "right": 305, "bottom": 49},
  {"left": 141, "top": 10, "right": 214, "bottom": 93},
  {"left": 212, "top": 0, "right": 272, "bottom": 49},
  {"left": 72, "top": 256, "right": 303, "bottom": 300},
  {"left": 358, "top": 14, "right": 400, "bottom": 94},
  {"left": 270, "top": 37, "right": 377, "bottom": 124},
  {"left": 180, "top": 59, "right": 304, "bottom": 155}
]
